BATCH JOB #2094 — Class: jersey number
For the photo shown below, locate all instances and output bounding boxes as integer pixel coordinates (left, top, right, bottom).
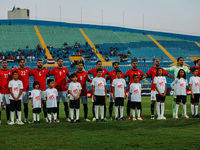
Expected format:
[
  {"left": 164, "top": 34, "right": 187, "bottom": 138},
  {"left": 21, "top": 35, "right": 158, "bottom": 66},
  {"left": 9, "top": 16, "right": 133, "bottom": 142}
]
[{"left": 21, "top": 71, "right": 26, "bottom": 76}]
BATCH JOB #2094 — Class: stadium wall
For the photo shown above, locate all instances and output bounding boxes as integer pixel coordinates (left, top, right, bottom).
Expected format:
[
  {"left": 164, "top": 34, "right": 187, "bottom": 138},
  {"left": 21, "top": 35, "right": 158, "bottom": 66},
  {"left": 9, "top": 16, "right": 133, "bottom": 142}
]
[{"left": 0, "top": 19, "right": 200, "bottom": 41}]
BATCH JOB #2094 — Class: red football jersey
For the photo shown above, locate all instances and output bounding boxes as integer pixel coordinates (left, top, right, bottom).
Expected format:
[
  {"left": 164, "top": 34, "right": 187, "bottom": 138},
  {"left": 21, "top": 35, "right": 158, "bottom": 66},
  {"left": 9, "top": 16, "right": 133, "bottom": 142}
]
[
  {"left": 30, "top": 68, "right": 49, "bottom": 91},
  {"left": 125, "top": 69, "right": 144, "bottom": 90},
  {"left": 76, "top": 71, "right": 91, "bottom": 96},
  {"left": 191, "top": 66, "right": 200, "bottom": 77},
  {"left": 106, "top": 70, "right": 125, "bottom": 93},
  {"left": 0, "top": 69, "right": 12, "bottom": 94},
  {"left": 88, "top": 68, "right": 109, "bottom": 78},
  {"left": 49, "top": 67, "right": 70, "bottom": 91},
  {"left": 146, "top": 67, "right": 168, "bottom": 91},
  {"left": 12, "top": 67, "right": 31, "bottom": 91}
]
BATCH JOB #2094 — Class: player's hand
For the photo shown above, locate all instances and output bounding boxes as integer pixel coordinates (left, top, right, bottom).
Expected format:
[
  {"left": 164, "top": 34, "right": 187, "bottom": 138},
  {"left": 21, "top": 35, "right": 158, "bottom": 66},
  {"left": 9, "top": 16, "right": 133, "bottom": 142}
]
[
  {"left": 113, "top": 95, "right": 116, "bottom": 100},
  {"left": 163, "top": 93, "right": 166, "bottom": 97},
  {"left": 14, "top": 98, "right": 18, "bottom": 101},
  {"left": 192, "top": 94, "right": 195, "bottom": 99},
  {"left": 105, "top": 96, "right": 107, "bottom": 101},
  {"left": 124, "top": 95, "right": 127, "bottom": 99},
  {"left": 31, "top": 104, "right": 33, "bottom": 108},
  {"left": 42, "top": 104, "right": 43, "bottom": 108},
  {"left": 93, "top": 96, "right": 96, "bottom": 101}
]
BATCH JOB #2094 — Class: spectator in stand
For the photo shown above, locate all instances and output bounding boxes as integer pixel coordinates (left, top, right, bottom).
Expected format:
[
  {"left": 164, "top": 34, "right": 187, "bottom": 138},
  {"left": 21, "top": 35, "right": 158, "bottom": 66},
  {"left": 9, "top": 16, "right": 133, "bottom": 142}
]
[
  {"left": 26, "top": 45, "right": 29, "bottom": 49},
  {"left": 85, "top": 42, "right": 88, "bottom": 47}
]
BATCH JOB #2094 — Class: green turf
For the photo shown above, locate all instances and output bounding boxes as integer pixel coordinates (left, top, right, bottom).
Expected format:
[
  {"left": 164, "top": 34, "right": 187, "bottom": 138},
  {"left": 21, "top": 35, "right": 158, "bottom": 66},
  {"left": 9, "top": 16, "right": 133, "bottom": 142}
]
[{"left": 0, "top": 96, "right": 200, "bottom": 150}]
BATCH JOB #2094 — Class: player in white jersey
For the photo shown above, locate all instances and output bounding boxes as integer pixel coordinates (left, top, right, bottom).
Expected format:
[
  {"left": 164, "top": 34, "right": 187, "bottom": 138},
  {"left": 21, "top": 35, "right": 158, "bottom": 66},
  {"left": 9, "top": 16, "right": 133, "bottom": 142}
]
[
  {"left": 112, "top": 70, "right": 126, "bottom": 121},
  {"left": 31, "top": 81, "right": 42, "bottom": 124},
  {"left": 8, "top": 71, "right": 24, "bottom": 125},
  {"left": 68, "top": 73, "right": 82, "bottom": 122},
  {"left": 153, "top": 68, "right": 167, "bottom": 120},
  {"left": 171, "top": 69, "right": 189, "bottom": 119},
  {"left": 45, "top": 79, "right": 58, "bottom": 123},
  {"left": 92, "top": 69, "right": 107, "bottom": 122},
  {"left": 189, "top": 68, "right": 200, "bottom": 118},
  {"left": 129, "top": 75, "right": 143, "bottom": 121}
]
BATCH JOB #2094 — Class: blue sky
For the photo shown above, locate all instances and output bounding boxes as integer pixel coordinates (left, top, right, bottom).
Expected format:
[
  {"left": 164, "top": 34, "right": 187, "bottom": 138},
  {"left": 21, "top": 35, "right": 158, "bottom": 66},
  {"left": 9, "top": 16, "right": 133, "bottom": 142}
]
[{"left": 0, "top": 0, "right": 200, "bottom": 36}]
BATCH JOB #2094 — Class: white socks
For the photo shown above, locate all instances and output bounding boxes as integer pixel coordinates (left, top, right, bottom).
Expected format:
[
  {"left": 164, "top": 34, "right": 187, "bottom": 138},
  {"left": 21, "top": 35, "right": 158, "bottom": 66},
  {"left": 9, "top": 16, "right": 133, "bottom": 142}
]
[
  {"left": 76, "top": 109, "right": 79, "bottom": 120},
  {"left": 95, "top": 106, "right": 99, "bottom": 119},
  {"left": 132, "top": 109, "right": 135, "bottom": 118},
  {"left": 100, "top": 106, "right": 104, "bottom": 119},
  {"left": 115, "top": 106, "right": 118, "bottom": 118},
  {"left": 183, "top": 104, "right": 186, "bottom": 116},
  {"left": 120, "top": 106, "right": 124, "bottom": 118},
  {"left": 33, "top": 113, "right": 36, "bottom": 121},
  {"left": 11, "top": 111, "right": 14, "bottom": 122},
  {"left": 191, "top": 104, "right": 194, "bottom": 115},
  {"left": 53, "top": 113, "right": 57, "bottom": 121},
  {"left": 157, "top": 102, "right": 160, "bottom": 117},
  {"left": 37, "top": 114, "right": 40, "bottom": 121},
  {"left": 175, "top": 104, "right": 179, "bottom": 116},
  {"left": 132, "top": 109, "right": 141, "bottom": 118},
  {"left": 161, "top": 103, "right": 165, "bottom": 117},
  {"left": 137, "top": 109, "right": 140, "bottom": 118},
  {"left": 70, "top": 108, "right": 74, "bottom": 120},
  {"left": 48, "top": 113, "right": 52, "bottom": 121},
  {"left": 195, "top": 105, "right": 198, "bottom": 116},
  {"left": 17, "top": 111, "right": 21, "bottom": 121}
]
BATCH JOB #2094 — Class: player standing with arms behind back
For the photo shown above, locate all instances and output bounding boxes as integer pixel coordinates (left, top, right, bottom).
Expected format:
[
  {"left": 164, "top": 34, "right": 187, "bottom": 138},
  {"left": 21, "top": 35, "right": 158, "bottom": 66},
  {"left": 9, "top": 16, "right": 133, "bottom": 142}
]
[
  {"left": 49, "top": 58, "right": 71, "bottom": 123},
  {"left": 30, "top": 60, "right": 50, "bottom": 122}
]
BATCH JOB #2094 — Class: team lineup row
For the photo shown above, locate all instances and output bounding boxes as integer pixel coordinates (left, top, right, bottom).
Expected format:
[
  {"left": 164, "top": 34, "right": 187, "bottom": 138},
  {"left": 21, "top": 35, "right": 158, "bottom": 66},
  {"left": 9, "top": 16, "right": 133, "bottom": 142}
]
[{"left": 0, "top": 57, "right": 200, "bottom": 125}]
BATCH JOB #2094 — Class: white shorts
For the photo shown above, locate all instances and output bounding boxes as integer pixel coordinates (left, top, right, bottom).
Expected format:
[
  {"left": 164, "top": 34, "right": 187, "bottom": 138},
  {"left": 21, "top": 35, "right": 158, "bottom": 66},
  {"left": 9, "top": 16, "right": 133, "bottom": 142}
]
[
  {"left": 109, "top": 93, "right": 114, "bottom": 103},
  {"left": 151, "top": 90, "right": 156, "bottom": 101},
  {"left": 0, "top": 93, "right": 2, "bottom": 108},
  {"left": 58, "top": 91, "right": 68, "bottom": 102},
  {"left": 2, "top": 94, "right": 10, "bottom": 105},
  {"left": 80, "top": 96, "right": 88, "bottom": 104},
  {"left": 22, "top": 91, "right": 29, "bottom": 103},
  {"left": 127, "top": 92, "right": 131, "bottom": 101},
  {"left": 42, "top": 91, "right": 47, "bottom": 100}
]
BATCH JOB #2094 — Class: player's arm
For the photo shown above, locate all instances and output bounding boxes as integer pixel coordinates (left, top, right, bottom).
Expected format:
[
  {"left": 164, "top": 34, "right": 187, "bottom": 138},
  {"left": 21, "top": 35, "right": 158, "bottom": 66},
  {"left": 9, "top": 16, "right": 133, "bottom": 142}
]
[
  {"left": 68, "top": 90, "right": 76, "bottom": 100},
  {"left": 17, "top": 89, "right": 23, "bottom": 101},
  {"left": 170, "top": 79, "right": 176, "bottom": 91},
  {"left": 163, "top": 66, "right": 174, "bottom": 71},
  {"left": 141, "top": 74, "right": 148, "bottom": 80},
  {"left": 190, "top": 84, "right": 194, "bottom": 99},
  {"left": 86, "top": 74, "right": 92, "bottom": 83},
  {"left": 92, "top": 85, "right": 96, "bottom": 101},
  {"left": 9, "top": 87, "right": 17, "bottom": 101},
  {"left": 105, "top": 85, "right": 107, "bottom": 101},
  {"left": 124, "top": 87, "right": 126, "bottom": 99},
  {"left": 106, "top": 73, "right": 111, "bottom": 82},
  {"left": 112, "top": 86, "right": 115, "bottom": 100},
  {"left": 76, "top": 90, "right": 82, "bottom": 100},
  {"left": 167, "top": 74, "right": 174, "bottom": 79}
]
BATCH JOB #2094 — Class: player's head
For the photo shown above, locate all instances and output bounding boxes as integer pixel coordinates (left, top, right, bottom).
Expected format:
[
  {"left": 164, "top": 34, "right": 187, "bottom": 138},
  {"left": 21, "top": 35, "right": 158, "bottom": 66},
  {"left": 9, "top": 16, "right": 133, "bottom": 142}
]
[
  {"left": 191, "top": 68, "right": 198, "bottom": 76},
  {"left": 133, "top": 74, "right": 138, "bottom": 83},
  {"left": 57, "top": 58, "right": 63, "bottom": 67},
  {"left": 196, "top": 59, "right": 200, "bottom": 66},
  {"left": 36, "top": 60, "right": 43, "bottom": 69},
  {"left": 1, "top": 59, "right": 7, "bottom": 69},
  {"left": 47, "top": 79, "right": 54, "bottom": 88},
  {"left": 71, "top": 73, "right": 77, "bottom": 82},
  {"left": 33, "top": 81, "right": 40, "bottom": 89},
  {"left": 156, "top": 68, "right": 163, "bottom": 76},
  {"left": 96, "top": 60, "right": 102, "bottom": 69},
  {"left": 77, "top": 62, "right": 84, "bottom": 71},
  {"left": 112, "top": 61, "right": 119, "bottom": 71},
  {"left": 96, "top": 68, "right": 102, "bottom": 77},
  {"left": 177, "top": 69, "right": 186, "bottom": 79},
  {"left": 12, "top": 71, "right": 18, "bottom": 80},
  {"left": 131, "top": 60, "right": 137, "bottom": 69},
  {"left": 116, "top": 70, "right": 122, "bottom": 78},
  {"left": 177, "top": 57, "right": 184, "bottom": 66},
  {"left": 18, "top": 59, "right": 25, "bottom": 68},
  {"left": 154, "top": 59, "right": 160, "bottom": 67}
]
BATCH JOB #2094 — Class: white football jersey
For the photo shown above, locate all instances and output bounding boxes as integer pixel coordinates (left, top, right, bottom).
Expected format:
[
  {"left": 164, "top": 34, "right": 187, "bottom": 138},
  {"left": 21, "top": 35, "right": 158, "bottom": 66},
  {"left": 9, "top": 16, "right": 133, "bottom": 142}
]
[
  {"left": 68, "top": 82, "right": 82, "bottom": 100},
  {"left": 45, "top": 88, "right": 58, "bottom": 108},
  {"left": 31, "top": 89, "right": 42, "bottom": 109},
  {"left": 153, "top": 76, "right": 167, "bottom": 94},
  {"left": 112, "top": 78, "right": 126, "bottom": 98},
  {"left": 171, "top": 78, "right": 188, "bottom": 96},
  {"left": 130, "top": 83, "right": 141, "bottom": 102},
  {"left": 189, "top": 76, "right": 200, "bottom": 94},
  {"left": 92, "top": 77, "right": 106, "bottom": 96},
  {"left": 8, "top": 79, "right": 23, "bottom": 100}
]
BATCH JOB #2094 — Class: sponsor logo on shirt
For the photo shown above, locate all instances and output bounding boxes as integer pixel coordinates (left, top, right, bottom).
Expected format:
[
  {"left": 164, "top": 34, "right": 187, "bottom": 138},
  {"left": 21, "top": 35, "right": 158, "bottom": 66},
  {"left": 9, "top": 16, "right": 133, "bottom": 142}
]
[
  {"left": 98, "top": 82, "right": 103, "bottom": 87},
  {"left": 159, "top": 81, "right": 164, "bottom": 86},
  {"left": 35, "top": 96, "right": 40, "bottom": 101},
  {"left": 73, "top": 89, "right": 78, "bottom": 94},
  {"left": 195, "top": 82, "right": 199, "bottom": 86},
  {"left": 118, "top": 84, "right": 123, "bottom": 88},
  {"left": 49, "top": 95, "right": 55, "bottom": 100},
  {"left": 180, "top": 83, "right": 185, "bottom": 87},
  {"left": 134, "top": 89, "right": 139, "bottom": 94},
  {"left": 14, "top": 87, "right": 18, "bottom": 92}
]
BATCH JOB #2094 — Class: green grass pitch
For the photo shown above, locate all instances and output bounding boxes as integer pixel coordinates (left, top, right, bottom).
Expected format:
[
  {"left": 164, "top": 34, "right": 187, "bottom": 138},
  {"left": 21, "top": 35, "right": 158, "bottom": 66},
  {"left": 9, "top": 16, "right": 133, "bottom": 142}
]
[{"left": 0, "top": 96, "right": 200, "bottom": 150}]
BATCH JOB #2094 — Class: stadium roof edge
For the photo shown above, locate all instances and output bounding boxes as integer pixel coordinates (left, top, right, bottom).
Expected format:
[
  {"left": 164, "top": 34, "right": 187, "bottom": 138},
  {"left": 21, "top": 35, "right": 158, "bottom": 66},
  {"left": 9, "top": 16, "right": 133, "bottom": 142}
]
[{"left": 0, "top": 19, "right": 200, "bottom": 41}]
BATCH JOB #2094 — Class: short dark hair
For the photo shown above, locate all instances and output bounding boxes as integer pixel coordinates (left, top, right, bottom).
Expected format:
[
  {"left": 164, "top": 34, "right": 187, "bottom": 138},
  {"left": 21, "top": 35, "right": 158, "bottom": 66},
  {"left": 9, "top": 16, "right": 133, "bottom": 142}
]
[
  {"left": 71, "top": 73, "right": 77, "bottom": 78},
  {"left": 18, "top": 59, "right": 25, "bottom": 64},
  {"left": 132, "top": 60, "right": 137, "bottom": 64},
  {"left": 2, "top": 59, "right": 7, "bottom": 63},
  {"left": 191, "top": 67, "right": 198, "bottom": 73},
  {"left": 33, "top": 81, "right": 40, "bottom": 88},
  {"left": 116, "top": 70, "right": 122, "bottom": 74},
  {"left": 197, "top": 59, "right": 200, "bottom": 63},
  {"left": 96, "top": 60, "right": 102, "bottom": 65},
  {"left": 133, "top": 74, "right": 138, "bottom": 79},
  {"left": 78, "top": 61, "right": 84, "bottom": 66},
  {"left": 47, "top": 79, "right": 54, "bottom": 85},
  {"left": 37, "top": 59, "right": 42, "bottom": 62},
  {"left": 57, "top": 58, "right": 63, "bottom": 62},
  {"left": 177, "top": 57, "right": 184, "bottom": 61},
  {"left": 96, "top": 68, "right": 102, "bottom": 73},
  {"left": 12, "top": 71, "right": 18, "bottom": 75},
  {"left": 112, "top": 61, "right": 119, "bottom": 66}
]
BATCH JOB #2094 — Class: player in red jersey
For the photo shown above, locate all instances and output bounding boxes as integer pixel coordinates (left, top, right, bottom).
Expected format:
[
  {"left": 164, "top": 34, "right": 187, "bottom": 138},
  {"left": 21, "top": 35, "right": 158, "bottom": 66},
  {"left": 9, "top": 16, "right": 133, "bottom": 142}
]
[
  {"left": 125, "top": 60, "right": 144, "bottom": 120},
  {"left": 88, "top": 60, "right": 109, "bottom": 121},
  {"left": 49, "top": 58, "right": 71, "bottom": 123},
  {"left": 75, "top": 62, "right": 92, "bottom": 122},
  {"left": 30, "top": 60, "right": 50, "bottom": 122},
  {"left": 190, "top": 59, "right": 200, "bottom": 77},
  {"left": 142, "top": 59, "right": 174, "bottom": 119},
  {"left": 12, "top": 59, "right": 31, "bottom": 123},
  {"left": 106, "top": 61, "right": 125, "bottom": 121},
  {"left": 0, "top": 60, "right": 12, "bottom": 124}
]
